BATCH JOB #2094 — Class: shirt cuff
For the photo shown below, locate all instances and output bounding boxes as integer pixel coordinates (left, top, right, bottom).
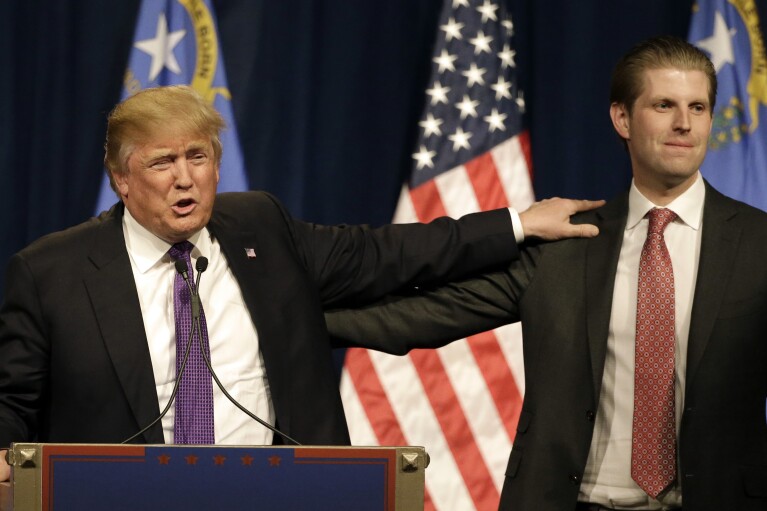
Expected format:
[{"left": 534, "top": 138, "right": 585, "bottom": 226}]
[{"left": 508, "top": 208, "right": 524, "bottom": 243}]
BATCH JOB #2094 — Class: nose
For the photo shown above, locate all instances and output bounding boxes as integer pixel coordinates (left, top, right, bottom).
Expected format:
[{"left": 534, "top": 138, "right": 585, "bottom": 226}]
[
  {"left": 172, "top": 158, "right": 193, "bottom": 189},
  {"left": 672, "top": 108, "right": 691, "bottom": 132}
]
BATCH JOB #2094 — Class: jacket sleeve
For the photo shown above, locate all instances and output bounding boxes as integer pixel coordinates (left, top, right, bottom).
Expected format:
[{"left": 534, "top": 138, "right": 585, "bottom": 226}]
[
  {"left": 268, "top": 192, "right": 520, "bottom": 308},
  {"left": 0, "top": 253, "right": 48, "bottom": 447},
  {"left": 324, "top": 243, "right": 541, "bottom": 355}
]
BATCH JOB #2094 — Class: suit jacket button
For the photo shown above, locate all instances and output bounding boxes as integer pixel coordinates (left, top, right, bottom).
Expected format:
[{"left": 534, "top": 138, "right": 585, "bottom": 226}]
[
  {"left": 569, "top": 473, "right": 581, "bottom": 485},
  {"left": 585, "top": 410, "right": 595, "bottom": 422}
]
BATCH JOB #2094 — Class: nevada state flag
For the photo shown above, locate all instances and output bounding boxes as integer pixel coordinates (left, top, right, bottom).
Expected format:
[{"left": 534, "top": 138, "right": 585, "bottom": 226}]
[{"left": 689, "top": 0, "right": 767, "bottom": 212}]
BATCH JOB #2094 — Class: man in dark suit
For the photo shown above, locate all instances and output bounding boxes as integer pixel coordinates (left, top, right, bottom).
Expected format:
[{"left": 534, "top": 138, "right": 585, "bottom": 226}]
[
  {"left": 326, "top": 36, "right": 767, "bottom": 510},
  {"left": 0, "top": 85, "right": 601, "bottom": 481}
]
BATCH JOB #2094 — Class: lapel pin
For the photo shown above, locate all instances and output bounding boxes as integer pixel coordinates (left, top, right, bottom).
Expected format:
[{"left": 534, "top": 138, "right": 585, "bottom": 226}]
[{"left": 245, "top": 248, "right": 257, "bottom": 259}]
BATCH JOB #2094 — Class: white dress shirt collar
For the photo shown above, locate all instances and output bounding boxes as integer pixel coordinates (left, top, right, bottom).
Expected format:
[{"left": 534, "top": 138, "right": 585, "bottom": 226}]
[
  {"left": 122, "top": 206, "right": 212, "bottom": 273},
  {"left": 627, "top": 172, "right": 705, "bottom": 232}
]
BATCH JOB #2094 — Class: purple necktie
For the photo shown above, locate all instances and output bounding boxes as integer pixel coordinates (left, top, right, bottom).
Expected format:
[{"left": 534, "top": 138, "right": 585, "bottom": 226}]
[{"left": 169, "top": 241, "right": 215, "bottom": 444}]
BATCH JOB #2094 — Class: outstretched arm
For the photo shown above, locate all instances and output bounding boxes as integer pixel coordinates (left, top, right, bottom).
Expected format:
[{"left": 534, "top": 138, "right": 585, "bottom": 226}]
[
  {"left": 325, "top": 244, "right": 539, "bottom": 354},
  {"left": 324, "top": 199, "right": 602, "bottom": 355}
]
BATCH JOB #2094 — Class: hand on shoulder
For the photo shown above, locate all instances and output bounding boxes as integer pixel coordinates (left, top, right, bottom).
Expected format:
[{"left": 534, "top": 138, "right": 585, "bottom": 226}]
[{"left": 519, "top": 197, "right": 605, "bottom": 241}]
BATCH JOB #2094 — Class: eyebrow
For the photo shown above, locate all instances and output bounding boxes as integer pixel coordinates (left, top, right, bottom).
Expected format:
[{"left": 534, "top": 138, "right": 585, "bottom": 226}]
[
  {"left": 145, "top": 142, "right": 209, "bottom": 160},
  {"left": 649, "top": 96, "right": 709, "bottom": 106},
  {"left": 184, "top": 142, "right": 209, "bottom": 152}
]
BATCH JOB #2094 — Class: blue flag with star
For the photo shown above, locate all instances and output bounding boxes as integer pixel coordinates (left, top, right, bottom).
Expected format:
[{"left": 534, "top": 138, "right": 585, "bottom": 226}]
[
  {"left": 94, "top": 0, "right": 248, "bottom": 214},
  {"left": 688, "top": 0, "right": 767, "bottom": 212}
]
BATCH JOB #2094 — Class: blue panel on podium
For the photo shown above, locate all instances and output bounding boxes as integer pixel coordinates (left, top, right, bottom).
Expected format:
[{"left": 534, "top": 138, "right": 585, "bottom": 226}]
[{"left": 6, "top": 444, "right": 427, "bottom": 511}]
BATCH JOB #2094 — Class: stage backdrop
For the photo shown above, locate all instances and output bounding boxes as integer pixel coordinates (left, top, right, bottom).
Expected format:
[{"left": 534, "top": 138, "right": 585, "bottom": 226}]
[
  {"left": 3, "top": 2, "right": 767, "bottom": 509},
  {"left": 2, "top": 0, "right": 718, "bottom": 296}
]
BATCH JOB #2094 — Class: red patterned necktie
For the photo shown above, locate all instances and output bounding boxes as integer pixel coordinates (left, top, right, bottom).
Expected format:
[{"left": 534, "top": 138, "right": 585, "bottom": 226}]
[
  {"left": 169, "top": 241, "right": 215, "bottom": 444},
  {"left": 631, "top": 208, "right": 678, "bottom": 497}
]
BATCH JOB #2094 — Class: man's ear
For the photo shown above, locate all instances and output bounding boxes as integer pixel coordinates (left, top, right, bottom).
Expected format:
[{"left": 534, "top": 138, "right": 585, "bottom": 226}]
[
  {"left": 112, "top": 170, "right": 129, "bottom": 197},
  {"left": 610, "top": 102, "right": 631, "bottom": 140}
]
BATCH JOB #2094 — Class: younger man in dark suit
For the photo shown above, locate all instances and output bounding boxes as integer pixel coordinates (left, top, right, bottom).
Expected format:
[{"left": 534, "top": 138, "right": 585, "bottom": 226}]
[{"left": 326, "top": 36, "right": 767, "bottom": 510}]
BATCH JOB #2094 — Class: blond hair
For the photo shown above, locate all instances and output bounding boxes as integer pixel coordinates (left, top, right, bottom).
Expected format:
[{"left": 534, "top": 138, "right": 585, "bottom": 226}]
[{"left": 103, "top": 85, "right": 225, "bottom": 192}]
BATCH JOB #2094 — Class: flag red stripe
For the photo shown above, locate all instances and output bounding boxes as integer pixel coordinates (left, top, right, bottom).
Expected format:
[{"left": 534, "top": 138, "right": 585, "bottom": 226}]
[
  {"left": 464, "top": 152, "right": 510, "bottom": 210},
  {"left": 344, "top": 348, "right": 437, "bottom": 511},
  {"left": 467, "top": 331, "right": 523, "bottom": 441},
  {"left": 409, "top": 180, "right": 448, "bottom": 222},
  {"left": 462, "top": 152, "right": 523, "bottom": 441},
  {"left": 409, "top": 349, "right": 500, "bottom": 510},
  {"left": 519, "top": 130, "right": 533, "bottom": 181}
]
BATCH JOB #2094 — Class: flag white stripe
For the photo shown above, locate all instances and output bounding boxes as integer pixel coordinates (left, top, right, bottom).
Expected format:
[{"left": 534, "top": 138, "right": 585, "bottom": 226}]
[
  {"left": 491, "top": 137, "right": 535, "bottom": 210},
  {"left": 340, "top": 371, "right": 379, "bottom": 445},
  {"left": 492, "top": 323, "right": 526, "bottom": 396},
  {"left": 392, "top": 184, "right": 419, "bottom": 223},
  {"left": 434, "top": 166, "right": 481, "bottom": 218}
]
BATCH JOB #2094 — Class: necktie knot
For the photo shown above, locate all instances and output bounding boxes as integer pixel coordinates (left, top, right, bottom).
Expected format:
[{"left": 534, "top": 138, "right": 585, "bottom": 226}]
[
  {"left": 647, "top": 208, "right": 677, "bottom": 236},
  {"left": 169, "top": 241, "right": 194, "bottom": 261}
]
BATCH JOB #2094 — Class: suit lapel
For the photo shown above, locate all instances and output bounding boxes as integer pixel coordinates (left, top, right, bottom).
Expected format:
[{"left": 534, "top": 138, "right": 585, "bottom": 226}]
[
  {"left": 84, "top": 205, "right": 164, "bottom": 443},
  {"left": 686, "top": 185, "right": 740, "bottom": 388},
  {"left": 585, "top": 194, "right": 629, "bottom": 399}
]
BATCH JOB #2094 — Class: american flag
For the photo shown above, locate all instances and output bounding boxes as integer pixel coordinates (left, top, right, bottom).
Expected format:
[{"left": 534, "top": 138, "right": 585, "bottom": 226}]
[{"left": 340, "top": 0, "right": 534, "bottom": 509}]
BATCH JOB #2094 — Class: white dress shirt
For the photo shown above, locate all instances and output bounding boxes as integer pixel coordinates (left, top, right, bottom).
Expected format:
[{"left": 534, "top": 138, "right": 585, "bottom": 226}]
[
  {"left": 579, "top": 173, "right": 705, "bottom": 509},
  {"left": 122, "top": 208, "right": 275, "bottom": 445}
]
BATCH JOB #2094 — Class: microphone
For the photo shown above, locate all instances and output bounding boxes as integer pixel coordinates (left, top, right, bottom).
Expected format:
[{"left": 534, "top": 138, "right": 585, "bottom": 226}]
[
  {"left": 175, "top": 258, "right": 200, "bottom": 320},
  {"left": 195, "top": 256, "right": 208, "bottom": 274},
  {"left": 174, "top": 259, "right": 189, "bottom": 280}
]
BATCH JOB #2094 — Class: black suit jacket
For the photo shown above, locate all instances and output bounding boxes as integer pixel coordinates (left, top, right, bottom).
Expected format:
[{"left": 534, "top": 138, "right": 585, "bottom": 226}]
[
  {"left": 326, "top": 182, "right": 767, "bottom": 510},
  {"left": 0, "top": 191, "right": 517, "bottom": 448}
]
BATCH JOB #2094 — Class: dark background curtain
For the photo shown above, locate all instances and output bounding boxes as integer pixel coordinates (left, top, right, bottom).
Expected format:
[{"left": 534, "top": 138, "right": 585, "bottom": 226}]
[{"left": 2, "top": 0, "right": 765, "bottom": 298}]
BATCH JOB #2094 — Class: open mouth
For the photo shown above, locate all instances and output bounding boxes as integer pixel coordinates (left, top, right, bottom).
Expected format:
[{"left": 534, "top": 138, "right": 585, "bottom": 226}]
[{"left": 173, "top": 199, "right": 197, "bottom": 214}]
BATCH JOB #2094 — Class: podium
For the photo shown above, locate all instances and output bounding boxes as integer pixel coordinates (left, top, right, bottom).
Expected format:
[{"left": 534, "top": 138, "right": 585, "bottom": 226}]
[{"left": 1, "top": 443, "right": 428, "bottom": 510}]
